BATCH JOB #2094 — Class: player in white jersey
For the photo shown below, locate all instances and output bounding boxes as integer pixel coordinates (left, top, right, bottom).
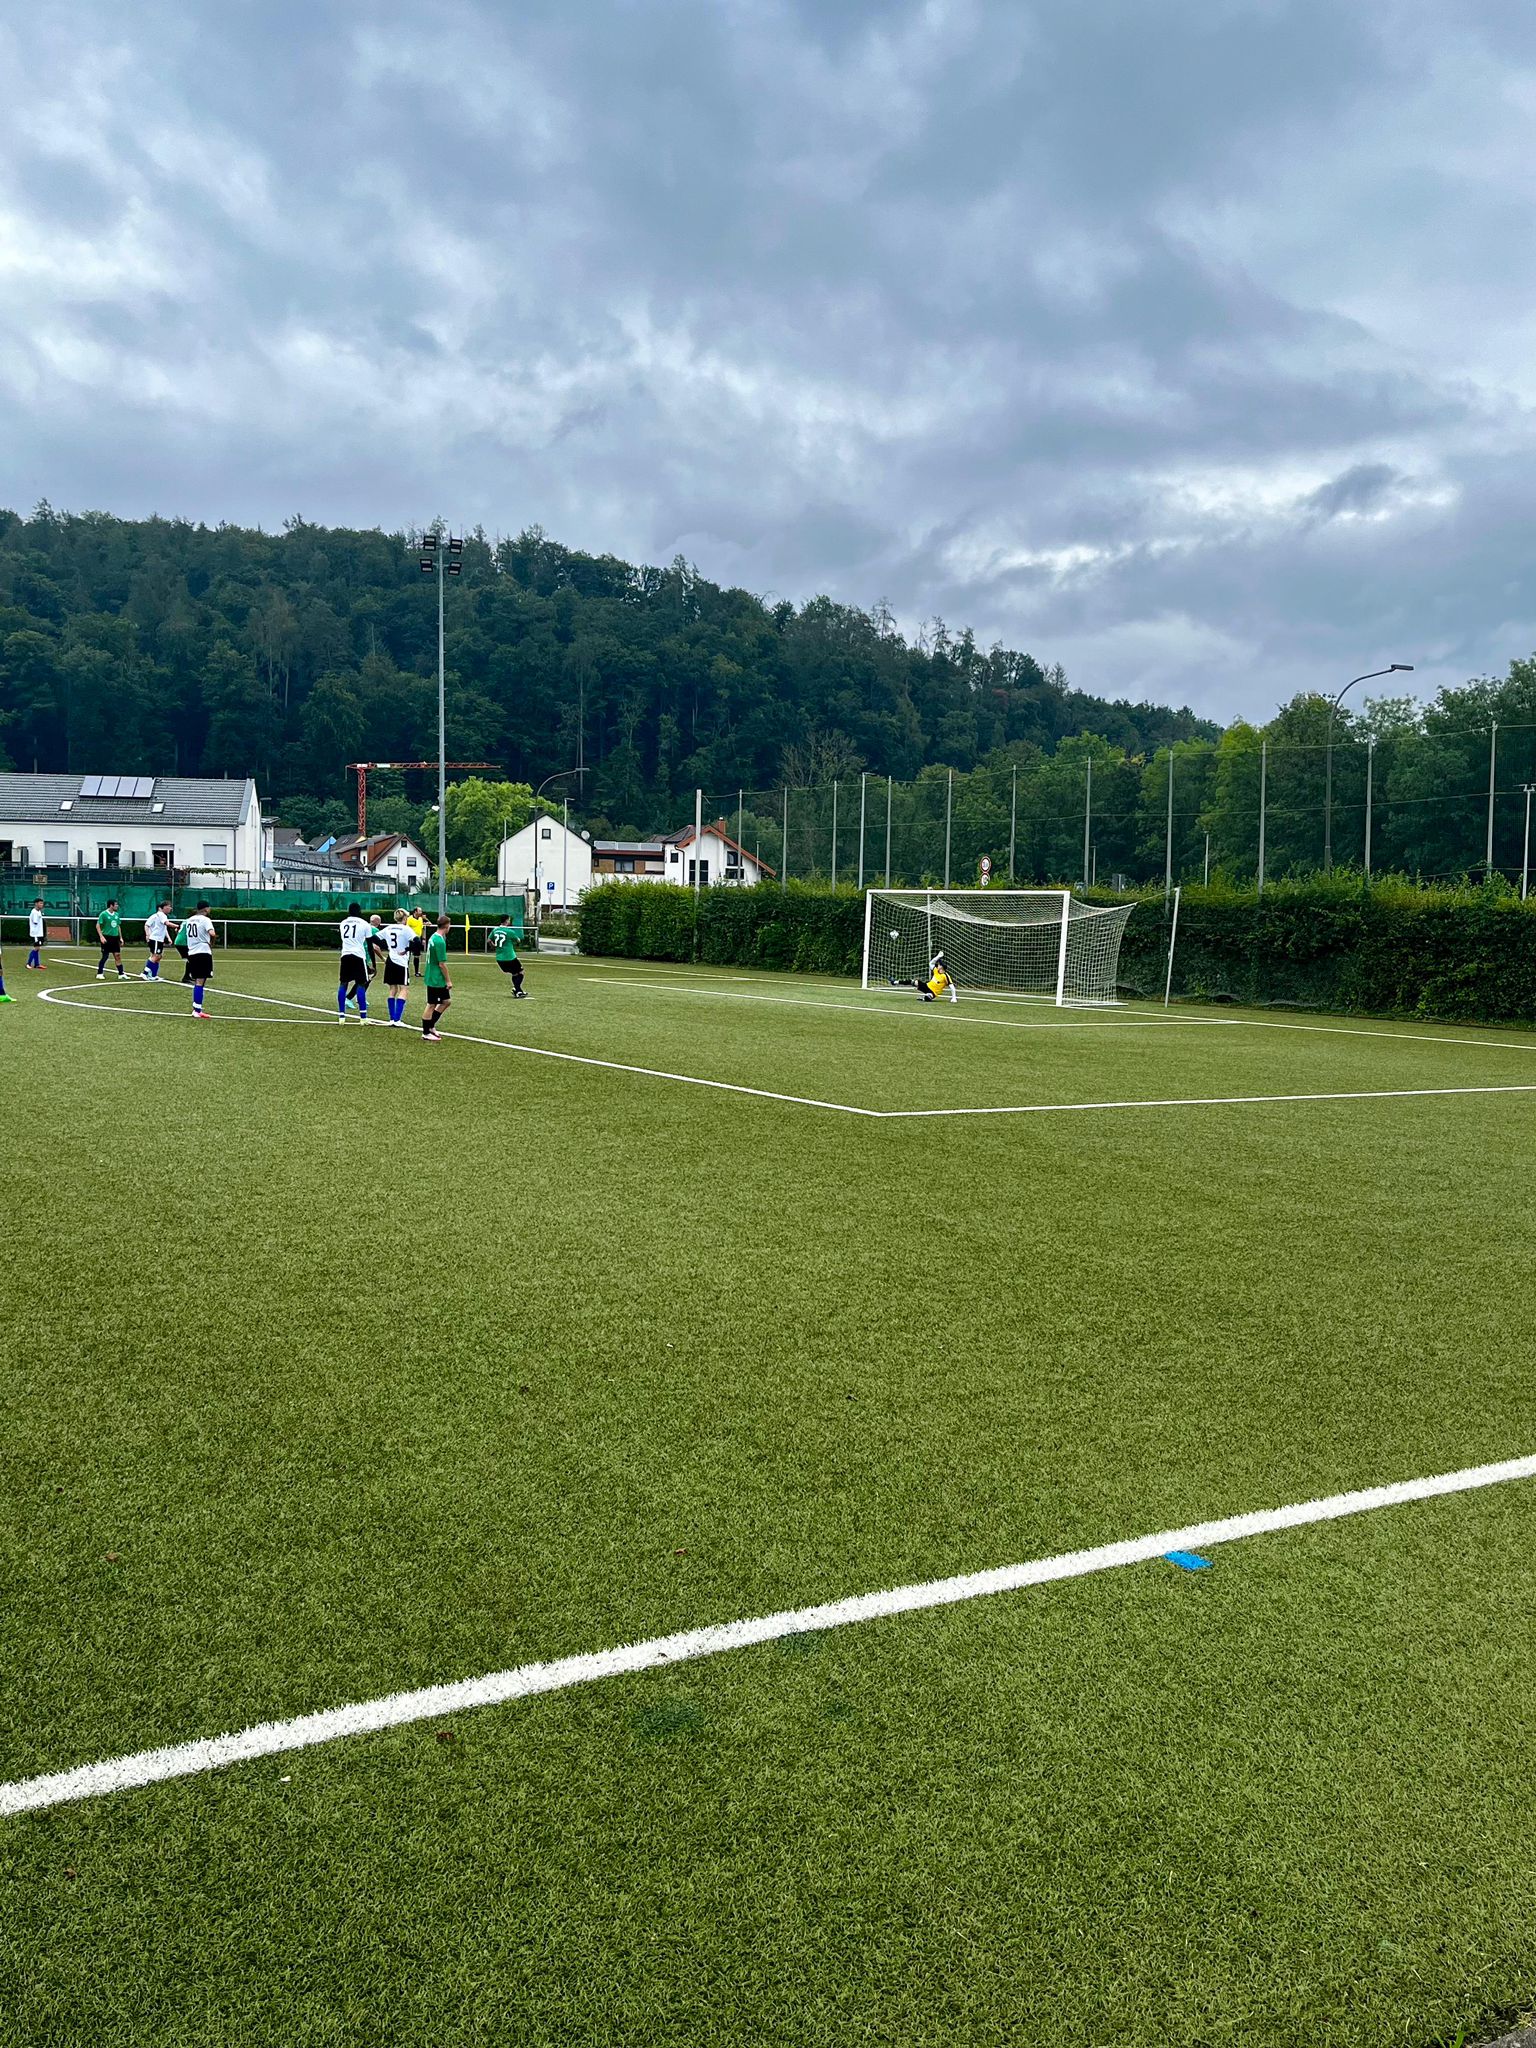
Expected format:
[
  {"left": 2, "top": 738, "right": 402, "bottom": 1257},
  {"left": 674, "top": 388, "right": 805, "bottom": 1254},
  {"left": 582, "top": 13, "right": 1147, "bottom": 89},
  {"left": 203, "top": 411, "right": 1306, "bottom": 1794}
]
[
  {"left": 26, "top": 900, "right": 45, "bottom": 969},
  {"left": 379, "top": 909, "right": 415, "bottom": 1026},
  {"left": 181, "top": 901, "right": 216, "bottom": 1018},
  {"left": 140, "top": 899, "right": 177, "bottom": 979},
  {"left": 336, "top": 902, "right": 376, "bottom": 1023}
]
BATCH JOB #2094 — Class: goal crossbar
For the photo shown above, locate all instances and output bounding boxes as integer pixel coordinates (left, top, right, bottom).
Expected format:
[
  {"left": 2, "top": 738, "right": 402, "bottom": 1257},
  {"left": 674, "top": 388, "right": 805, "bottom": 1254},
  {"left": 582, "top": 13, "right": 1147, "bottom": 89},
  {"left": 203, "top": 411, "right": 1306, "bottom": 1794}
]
[{"left": 861, "top": 889, "right": 1135, "bottom": 1007}]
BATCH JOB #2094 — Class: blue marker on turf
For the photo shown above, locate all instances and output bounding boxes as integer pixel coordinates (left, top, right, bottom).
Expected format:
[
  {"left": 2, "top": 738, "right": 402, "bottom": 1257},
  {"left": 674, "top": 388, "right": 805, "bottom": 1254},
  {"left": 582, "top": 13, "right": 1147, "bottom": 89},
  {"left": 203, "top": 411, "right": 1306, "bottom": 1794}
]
[{"left": 1164, "top": 1551, "right": 1212, "bottom": 1571}]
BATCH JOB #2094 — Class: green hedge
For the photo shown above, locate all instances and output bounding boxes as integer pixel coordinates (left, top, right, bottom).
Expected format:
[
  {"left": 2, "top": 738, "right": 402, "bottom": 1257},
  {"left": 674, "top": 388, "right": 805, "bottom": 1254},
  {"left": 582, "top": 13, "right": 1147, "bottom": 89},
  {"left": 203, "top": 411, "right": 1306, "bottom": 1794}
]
[
  {"left": 579, "top": 881, "right": 867, "bottom": 975},
  {"left": 578, "top": 875, "right": 1536, "bottom": 1024}
]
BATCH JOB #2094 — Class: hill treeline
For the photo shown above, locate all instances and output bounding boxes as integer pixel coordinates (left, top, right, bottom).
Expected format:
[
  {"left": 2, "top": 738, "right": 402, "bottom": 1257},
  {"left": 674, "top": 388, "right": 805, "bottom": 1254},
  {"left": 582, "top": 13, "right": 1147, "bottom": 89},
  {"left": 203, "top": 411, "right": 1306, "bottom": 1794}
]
[{"left": 0, "top": 505, "right": 1214, "bottom": 844}]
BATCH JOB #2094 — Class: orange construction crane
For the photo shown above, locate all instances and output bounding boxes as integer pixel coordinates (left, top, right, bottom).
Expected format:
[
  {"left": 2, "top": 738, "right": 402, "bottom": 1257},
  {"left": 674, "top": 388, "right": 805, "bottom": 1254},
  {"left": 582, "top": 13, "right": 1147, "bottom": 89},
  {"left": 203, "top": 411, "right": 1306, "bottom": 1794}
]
[{"left": 346, "top": 761, "right": 498, "bottom": 836}]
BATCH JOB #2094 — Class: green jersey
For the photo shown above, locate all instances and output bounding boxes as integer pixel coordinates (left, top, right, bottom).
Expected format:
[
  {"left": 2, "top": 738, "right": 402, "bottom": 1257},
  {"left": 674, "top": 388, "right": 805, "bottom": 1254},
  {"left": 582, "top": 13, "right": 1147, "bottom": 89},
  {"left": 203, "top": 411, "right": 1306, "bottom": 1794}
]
[
  {"left": 491, "top": 925, "right": 519, "bottom": 963},
  {"left": 424, "top": 930, "right": 449, "bottom": 987},
  {"left": 98, "top": 909, "right": 121, "bottom": 939}
]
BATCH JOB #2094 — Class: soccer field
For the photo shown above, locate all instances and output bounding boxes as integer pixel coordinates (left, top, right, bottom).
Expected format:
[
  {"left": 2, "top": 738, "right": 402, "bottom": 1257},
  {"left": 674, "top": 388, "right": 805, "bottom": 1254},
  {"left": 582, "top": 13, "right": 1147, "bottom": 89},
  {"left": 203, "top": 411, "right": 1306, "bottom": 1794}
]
[{"left": 4, "top": 945, "right": 1536, "bottom": 2047}]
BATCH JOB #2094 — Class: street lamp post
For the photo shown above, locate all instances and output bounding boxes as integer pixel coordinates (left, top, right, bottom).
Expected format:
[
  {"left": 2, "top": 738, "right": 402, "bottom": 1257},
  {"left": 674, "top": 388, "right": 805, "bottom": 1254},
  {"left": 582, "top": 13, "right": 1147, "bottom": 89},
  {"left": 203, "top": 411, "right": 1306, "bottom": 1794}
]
[
  {"left": 418, "top": 529, "right": 463, "bottom": 914},
  {"left": 531, "top": 767, "right": 584, "bottom": 926},
  {"left": 1325, "top": 665, "right": 1413, "bottom": 872}
]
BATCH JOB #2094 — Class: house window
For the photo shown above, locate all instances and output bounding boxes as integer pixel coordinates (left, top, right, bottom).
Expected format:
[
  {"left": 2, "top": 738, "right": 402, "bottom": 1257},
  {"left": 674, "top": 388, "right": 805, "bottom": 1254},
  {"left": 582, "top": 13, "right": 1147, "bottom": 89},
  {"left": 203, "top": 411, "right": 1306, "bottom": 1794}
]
[
  {"left": 541, "top": 826, "right": 552, "bottom": 840},
  {"left": 97, "top": 844, "right": 121, "bottom": 868},
  {"left": 668, "top": 847, "right": 679, "bottom": 863},
  {"left": 44, "top": 840, "right": 68, "bottom": 865},
  {"left": 615, "top": 858, "right": 635, "bottom": 874},
  {"left": 151, "top": 845, "right": 175, "bottom": 869},
  {"left": 688, "top": 859, "right": 709, "bottom": 886},
  {"left": 201, "top": 843, "right": 227, "bottom": 866}
]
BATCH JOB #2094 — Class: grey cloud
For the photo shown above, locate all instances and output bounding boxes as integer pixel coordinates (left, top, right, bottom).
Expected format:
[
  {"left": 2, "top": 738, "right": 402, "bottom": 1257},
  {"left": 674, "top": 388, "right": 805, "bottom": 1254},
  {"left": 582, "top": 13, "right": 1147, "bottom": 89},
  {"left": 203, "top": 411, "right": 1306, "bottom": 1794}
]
[{"left": 2, "top": 0, "right": 1536, "bottom": 722}]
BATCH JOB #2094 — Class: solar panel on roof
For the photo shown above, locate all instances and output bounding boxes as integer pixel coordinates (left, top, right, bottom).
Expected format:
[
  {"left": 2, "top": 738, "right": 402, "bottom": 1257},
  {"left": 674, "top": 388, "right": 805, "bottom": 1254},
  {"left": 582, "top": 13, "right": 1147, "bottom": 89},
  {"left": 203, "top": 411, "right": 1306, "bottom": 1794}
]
[
  {"left": 133, "top": 776, "right": 154, "bottom": 798},
  {"left": 79, "top": 776, "right": 103, "bottom": 797}
]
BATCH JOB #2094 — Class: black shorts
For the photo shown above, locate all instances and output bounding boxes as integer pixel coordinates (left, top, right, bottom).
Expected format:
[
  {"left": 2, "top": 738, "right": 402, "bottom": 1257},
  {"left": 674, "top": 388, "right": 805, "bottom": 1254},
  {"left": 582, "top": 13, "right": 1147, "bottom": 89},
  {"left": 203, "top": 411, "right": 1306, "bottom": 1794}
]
[
  {"left": 425, "top": 982, "right": 450, "bottom": 1008},
  {"left": 497, "top": 959, "right": 520, "bottom": 975},
  {"left": 410, "top": 937, "right": 424, "bottom": 961},
  {"left": 99, "top": 936, "right": 122, "bottom": 954},
  {"left": 187, "top": 952, "right": 213, "bottom": 980},
  {"left": 384, "top": 961, "right": 407, "bottom": 988},
  {"left": 146, "top": 940, "right": 165, "bottom": 958},
  {"left": 339, "top": 958, "right": 369, "bottom": 990}
]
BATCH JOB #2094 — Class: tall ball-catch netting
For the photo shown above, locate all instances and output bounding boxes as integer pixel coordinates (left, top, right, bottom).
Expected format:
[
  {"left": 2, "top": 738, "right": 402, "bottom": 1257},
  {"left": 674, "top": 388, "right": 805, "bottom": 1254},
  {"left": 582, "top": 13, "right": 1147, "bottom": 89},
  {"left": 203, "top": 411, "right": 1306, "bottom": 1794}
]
[{"left": 862, "top": 890, "right": 1135, "bottom": 1006}]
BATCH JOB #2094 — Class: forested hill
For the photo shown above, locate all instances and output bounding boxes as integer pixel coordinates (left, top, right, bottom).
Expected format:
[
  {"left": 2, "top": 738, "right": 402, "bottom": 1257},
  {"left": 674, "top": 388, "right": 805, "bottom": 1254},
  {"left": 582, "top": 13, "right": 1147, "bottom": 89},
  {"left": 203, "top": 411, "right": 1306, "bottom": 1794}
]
[{"left": 0, "top": 504, "right": 1217, "bottom": 836}]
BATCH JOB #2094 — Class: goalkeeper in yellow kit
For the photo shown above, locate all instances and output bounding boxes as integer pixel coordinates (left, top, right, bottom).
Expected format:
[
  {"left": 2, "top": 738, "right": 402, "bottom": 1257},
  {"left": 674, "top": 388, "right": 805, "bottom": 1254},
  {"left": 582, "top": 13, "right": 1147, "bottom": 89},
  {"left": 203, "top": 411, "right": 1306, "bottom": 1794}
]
[{"left": 890, "top": 950, "right": 959, "bottom": 1003}]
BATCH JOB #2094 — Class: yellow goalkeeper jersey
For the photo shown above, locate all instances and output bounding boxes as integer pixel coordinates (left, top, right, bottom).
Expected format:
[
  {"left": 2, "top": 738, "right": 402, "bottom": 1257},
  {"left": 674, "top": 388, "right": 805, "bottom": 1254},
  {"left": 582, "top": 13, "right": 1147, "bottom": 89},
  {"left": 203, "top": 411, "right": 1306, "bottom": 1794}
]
[{"left": 926, "top": 968, "right": 951, "bottom": 996}]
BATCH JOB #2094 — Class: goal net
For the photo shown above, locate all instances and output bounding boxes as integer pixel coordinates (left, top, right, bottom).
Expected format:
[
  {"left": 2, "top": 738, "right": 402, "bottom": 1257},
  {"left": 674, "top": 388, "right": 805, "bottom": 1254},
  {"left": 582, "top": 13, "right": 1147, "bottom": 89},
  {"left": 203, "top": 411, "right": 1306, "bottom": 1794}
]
[{"left": 862, "top": 889, "right": 1135, "bottom": 1006}]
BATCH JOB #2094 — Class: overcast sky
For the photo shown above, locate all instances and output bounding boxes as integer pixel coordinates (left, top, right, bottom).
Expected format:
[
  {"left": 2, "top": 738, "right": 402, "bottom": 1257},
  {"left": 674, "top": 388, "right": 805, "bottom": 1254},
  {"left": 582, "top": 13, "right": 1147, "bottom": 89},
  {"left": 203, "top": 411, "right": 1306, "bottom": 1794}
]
[{"left": 2, "top": 0, "right": 1534, "bottom": 723}]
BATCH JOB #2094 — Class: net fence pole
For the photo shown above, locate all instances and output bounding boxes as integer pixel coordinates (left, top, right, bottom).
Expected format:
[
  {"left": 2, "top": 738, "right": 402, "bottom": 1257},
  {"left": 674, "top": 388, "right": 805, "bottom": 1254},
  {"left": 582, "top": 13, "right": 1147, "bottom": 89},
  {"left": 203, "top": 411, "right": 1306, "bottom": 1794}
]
[
  {"left": 884, "top": 776, "right": 892, "bottom": 888},
  {"left": 831, "top": 779, "right": 838, "bottom": 887},
  {"left": 1257, "top": 741, "right": 1267, "bottom": 895},
  {"left": 861, "top": 886, "right": 874, "bottom": 989},
  {"left": 944, "top": 770, "right": 953, "bottom": 888},
  {"left": 737, "top": 789, "right": 743, "bottom": 863},
  {"left": 782, "top": 786, "right": 789, "bottom": 891},
  {"left": 694, "top": 787, "right": 703, "bottom": 903},
  {"left": 1364, "top": 740, "right": 1374, "bottom": 877},
  {"left": 1523, "top": 784, "right": 1534, "bottom": 900},
  {"left": 857, "top": 772, "right": 866, "bottom": 891},
  {"left": 1164, "top": 750, "right": 1174, "bottom": 898},
  {"left": 1487, "top": 722, "right": 1498, "bottom": 874},
  {"left": 1164, "top": 886, "right": 1181, "bottom": 1007},
  {"left": 1082, "top": 756, "right": 1092, "bottom": 886}
]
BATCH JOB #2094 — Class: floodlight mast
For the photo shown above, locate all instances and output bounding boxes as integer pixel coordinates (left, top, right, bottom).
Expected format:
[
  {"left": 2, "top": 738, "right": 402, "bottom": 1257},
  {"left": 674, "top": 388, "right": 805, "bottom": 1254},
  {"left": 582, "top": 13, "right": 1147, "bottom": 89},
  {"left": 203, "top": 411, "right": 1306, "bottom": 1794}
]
[{"left": 418, "top": 529, "right": 464, "bottom": 912}]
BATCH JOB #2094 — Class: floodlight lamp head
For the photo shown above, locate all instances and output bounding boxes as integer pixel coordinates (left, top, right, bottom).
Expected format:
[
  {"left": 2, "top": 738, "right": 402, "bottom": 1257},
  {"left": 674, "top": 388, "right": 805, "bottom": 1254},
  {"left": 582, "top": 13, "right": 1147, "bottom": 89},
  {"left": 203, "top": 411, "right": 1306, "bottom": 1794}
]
[
  {"left": 421, "top": 533, "right": 438, "bottom": 551},
  {"left": 448, "top": 536, "right": 463, "bottom": 554},
  {"left": 447, "top": 561, "right": 461, "bottom": 576},
  {"left": 1390, "top": 663, "right": 1414, "bottom": 673},
  {"left": 419, "top": 559, "right": 434, "bottom": 574}
]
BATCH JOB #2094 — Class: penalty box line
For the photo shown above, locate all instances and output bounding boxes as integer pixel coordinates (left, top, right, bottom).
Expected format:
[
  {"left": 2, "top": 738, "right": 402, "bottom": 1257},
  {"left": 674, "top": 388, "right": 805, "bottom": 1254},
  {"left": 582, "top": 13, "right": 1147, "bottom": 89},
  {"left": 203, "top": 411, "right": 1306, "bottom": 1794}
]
[
  {"left": 36, "top": 962, "right": 882, "bottom": 1119},
  {"left": 37, "top": 966, "right": 1536, "bottom": 1121},
  {"left": 3, "top": 1448, "right": 1534, "bottom": 1819},
  {"left": 588, "top": 970, "right": 1536, "bottom": 1059}
]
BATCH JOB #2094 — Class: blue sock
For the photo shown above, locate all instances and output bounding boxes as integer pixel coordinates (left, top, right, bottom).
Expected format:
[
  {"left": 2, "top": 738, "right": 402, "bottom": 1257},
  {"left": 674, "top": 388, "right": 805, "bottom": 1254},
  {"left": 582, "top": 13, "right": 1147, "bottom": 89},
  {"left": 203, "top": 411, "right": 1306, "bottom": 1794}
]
[
  {"left": 356, "top": 988, "right": 368, "bottom": 1019},
  {"left": 149, "top": 960, "right": 159, "bottom": 978},
  {"left": 0, "top": 971, "right": 7, "bottom": 994},
  {"left": 338, "top": 985, "right": 348, "bottom": 1017},
  {"left": 27, "top": 948, "right": 38, "bottom": 968},
  {"left": 193, "top": 982, "right": 205, "bottom": 1010}
]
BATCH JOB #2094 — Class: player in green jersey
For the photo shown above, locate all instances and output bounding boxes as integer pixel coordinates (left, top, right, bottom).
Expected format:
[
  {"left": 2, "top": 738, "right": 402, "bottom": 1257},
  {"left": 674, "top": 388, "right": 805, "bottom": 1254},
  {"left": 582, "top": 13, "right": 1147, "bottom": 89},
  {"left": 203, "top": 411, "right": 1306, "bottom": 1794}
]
[
  {"left": 95, "top": 900, "right": 126, "bottom": 979},
  {"left": 421, "top": 915, "right": 452, "bottom": 1041},
  {"left": 489, "top": 920, "right": 525, "bottom": 997}
]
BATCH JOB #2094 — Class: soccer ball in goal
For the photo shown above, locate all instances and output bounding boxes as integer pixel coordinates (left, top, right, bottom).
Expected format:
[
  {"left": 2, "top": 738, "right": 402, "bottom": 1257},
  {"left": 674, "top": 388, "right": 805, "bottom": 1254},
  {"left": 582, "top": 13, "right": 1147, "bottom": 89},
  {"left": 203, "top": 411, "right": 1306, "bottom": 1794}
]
[{"left": 862, "top": 889, "right": 1135, "bottom": 1006}]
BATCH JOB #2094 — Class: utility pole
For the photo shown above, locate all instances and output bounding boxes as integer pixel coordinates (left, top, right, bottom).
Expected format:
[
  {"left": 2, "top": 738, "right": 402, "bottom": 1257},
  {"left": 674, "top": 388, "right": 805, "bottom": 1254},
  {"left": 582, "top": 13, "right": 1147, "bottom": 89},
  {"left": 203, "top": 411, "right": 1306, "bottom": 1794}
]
[{"left": 1164, "top": 749, "right": 1174, "bottom": 898}]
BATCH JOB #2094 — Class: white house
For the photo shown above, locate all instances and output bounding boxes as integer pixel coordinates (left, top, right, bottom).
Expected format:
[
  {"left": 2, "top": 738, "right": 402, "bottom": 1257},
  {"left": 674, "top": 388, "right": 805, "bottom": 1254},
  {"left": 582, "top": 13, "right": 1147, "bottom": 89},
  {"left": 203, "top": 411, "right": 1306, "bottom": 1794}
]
[
  {"left": 0, "top": 773, "right": 263, "bottom": 881},
  {"left": 497, "top": 816, "right": 593, "bottom": 908},
  {"left": 609, "top": 820, "right": 774, "bottom": 888},
  {"left": 496, "top": 815, "right": 774, "bottom": 907},
  {"left": 332, "top": 832, "right": 433, "bottom": 888}
]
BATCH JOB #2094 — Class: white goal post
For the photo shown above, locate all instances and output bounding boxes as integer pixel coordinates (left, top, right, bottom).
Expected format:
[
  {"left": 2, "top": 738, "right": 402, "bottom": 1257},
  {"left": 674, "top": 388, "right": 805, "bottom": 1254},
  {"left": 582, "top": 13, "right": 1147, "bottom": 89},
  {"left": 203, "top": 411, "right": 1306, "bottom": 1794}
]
[{"left": 861, "top": 889, "right": 1135, "bottom": 1006}]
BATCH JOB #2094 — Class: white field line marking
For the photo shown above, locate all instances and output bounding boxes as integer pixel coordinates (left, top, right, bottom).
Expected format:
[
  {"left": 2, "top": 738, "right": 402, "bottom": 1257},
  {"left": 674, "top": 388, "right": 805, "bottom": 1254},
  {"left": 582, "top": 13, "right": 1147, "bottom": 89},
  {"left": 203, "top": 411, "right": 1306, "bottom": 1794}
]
[
  {"left": 879, "top": 1083, "right": 1536, "bottom": 1119},
  {"left": 37, "top": 963, "right": 1536, "bottom": 1121},
  {"left": 583, "top": 969, "right": 1536, "bottom": 1058},
  {"left": 37, "top": 989, "right": 332, "bottom": 1027},
  {"left": 585, "top": 977, "right": 1201, "bottom": 1035},
  {"left": 38, "top": 961, "right": 880, "bottom": 1118},
  {"left": 3, "top": 1449, "right": 1534, "bottom": 1819}
]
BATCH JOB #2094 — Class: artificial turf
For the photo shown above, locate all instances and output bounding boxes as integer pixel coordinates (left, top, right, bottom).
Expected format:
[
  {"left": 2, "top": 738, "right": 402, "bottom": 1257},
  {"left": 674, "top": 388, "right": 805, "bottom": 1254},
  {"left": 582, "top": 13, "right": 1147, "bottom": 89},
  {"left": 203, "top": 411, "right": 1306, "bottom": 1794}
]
[{"left": 3, "top": 945, "right": 1535, "bottom": 2045}]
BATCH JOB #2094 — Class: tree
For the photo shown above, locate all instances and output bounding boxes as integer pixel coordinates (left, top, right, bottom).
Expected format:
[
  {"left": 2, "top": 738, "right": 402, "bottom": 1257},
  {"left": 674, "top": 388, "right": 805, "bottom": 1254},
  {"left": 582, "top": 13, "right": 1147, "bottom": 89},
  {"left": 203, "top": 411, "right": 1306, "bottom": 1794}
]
[{"left": 442, "top": 777, "right": 548, "bottom": 872}]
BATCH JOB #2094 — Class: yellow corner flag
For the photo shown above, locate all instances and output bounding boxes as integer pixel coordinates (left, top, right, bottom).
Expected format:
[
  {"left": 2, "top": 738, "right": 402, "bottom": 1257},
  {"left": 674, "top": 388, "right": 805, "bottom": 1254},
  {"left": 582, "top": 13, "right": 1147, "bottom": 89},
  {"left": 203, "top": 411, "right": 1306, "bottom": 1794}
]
[{"left": 463, "top": 912, "right": 470, "bottom": 953}]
